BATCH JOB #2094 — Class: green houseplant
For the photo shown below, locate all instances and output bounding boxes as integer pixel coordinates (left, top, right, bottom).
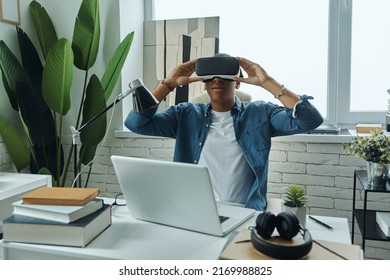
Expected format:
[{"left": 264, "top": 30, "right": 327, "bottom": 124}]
[
  {"left": 0, "top": 0, "right": 134, "bottom": 187},
  {"left": 283, "top": 185, "right": 307, "bottom": 227},
  {"left": 343, "top": 130, "right": 390, "bottom": 186},
  {"left": 284, "top": 185, "right": 307, "bottom": 208}
]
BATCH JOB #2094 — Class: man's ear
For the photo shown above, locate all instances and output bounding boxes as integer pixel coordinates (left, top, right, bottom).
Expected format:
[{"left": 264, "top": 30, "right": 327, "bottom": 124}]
[{"left": 235, "top": 81, "right": 241, "bottom": 89}]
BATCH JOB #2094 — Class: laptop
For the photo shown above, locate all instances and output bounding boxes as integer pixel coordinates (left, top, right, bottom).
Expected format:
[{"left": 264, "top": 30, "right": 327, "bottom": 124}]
[{"left": 111, "top": 155, "right": 255, "bottom": 236}]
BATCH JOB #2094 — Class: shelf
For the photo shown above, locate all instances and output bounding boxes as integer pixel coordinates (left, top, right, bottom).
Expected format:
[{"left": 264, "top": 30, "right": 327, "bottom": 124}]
[
  {"left": 352, "top": 170, "right": 390, "bottom": 252},
  {"left": 354, "top": 170, "right": 390, "bottom": 192},
  {"left": 354, "top": 209, "right": 390, "bottom": 241}
]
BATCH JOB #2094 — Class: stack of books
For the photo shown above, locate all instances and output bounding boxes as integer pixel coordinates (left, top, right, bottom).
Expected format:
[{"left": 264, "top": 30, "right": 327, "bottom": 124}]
[{"left": 2, "top": 187, "right": 112, "bottom": 247}]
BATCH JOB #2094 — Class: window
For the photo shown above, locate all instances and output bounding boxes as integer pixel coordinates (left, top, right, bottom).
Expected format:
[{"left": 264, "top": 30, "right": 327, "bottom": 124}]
[
  {"left": 350, "top": 0, "right": 390, "bottom": 112},
  {"left": 151, "top": 0, "right": 329, "bottom": 118},
  {"left": 140, "top": 0, "right": 388, "bottom": 127}
]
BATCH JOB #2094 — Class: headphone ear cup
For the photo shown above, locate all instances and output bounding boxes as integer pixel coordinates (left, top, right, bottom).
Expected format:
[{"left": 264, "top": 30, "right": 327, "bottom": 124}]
[
  {"left": 251, "top": 211, "right": 313, "bottom": 259},
  {"left": 250, "top": 226, "right": 313, "bottom": 259},
  {"left": 275, "top": 212, "right": 300, "bottom": 239},
  {"left": 255, "top": 212, "right": 276, "bottom": 239}
]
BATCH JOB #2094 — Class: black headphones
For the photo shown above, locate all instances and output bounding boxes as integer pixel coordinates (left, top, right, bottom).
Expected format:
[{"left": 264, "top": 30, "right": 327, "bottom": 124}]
[{"left": 250, "top": 211, "right": 313, "bottom": 259}]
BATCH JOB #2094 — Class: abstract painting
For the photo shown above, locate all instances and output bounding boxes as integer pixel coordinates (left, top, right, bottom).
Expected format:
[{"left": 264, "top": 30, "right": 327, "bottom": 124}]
[{"left": 143, "top": 16, "right": 219, "bottom": 109}]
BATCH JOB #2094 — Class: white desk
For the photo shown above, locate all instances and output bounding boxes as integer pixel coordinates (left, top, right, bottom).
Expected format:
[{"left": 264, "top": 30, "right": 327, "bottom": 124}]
[
  {"left": 0, "top": 172, "right": 52, "bottom": 235},
  {"left": 0, "top": 199, "right": 351, "bottom": 260}
]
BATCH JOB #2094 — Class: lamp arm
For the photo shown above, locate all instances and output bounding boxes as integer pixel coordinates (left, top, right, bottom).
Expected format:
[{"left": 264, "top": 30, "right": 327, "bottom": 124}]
[
  {"left": 70, "top": 78, "right": 143, "bottom": 187},
  {"left": 77, "top": 92, "right": 127, "bottom": 133},
  {"left": 75, "top": 78, "right": 147, "bottom": 134}
]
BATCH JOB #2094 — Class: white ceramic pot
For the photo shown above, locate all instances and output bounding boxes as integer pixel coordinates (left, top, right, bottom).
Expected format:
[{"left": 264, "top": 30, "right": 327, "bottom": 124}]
[{"left": 282, "top": 205, "right": 307, "bottom": 228}]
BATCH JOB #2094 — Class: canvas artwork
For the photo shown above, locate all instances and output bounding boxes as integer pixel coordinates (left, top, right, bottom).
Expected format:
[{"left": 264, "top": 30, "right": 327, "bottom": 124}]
[{"left": 143, "top": 16, "right": 219, "bottom": 109}]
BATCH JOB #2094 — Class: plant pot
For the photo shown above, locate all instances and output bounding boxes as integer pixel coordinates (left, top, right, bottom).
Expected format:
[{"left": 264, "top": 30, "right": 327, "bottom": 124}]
[
  {"left": 366, "top": 161, "right": 390, "bottom": 188},
  {"left": 282, "top": 205, "right": 307, "bottom": 228}
]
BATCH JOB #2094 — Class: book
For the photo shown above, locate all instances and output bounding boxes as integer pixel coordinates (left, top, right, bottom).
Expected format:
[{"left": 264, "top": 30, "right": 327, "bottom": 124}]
[
  {"left": 219, "top": 229, "right": 361, "bottom": 260},
  {"left": 22, "top": 187, "right": 100, "bottom": 206},
  {"left": 356, "top": 123, "right": 382, "bottom": 133},
  {"left": 376, "top": 211, "right": 390, "bottom": 237},
  {"left": 307, "top": 124, "right": 341, "bottom": 134},
  {"left": 2, "top": 204, "right": 111, "bottom": 247},
  {"left": 12, "top": 198, "right": 103, "bottom": 223}
]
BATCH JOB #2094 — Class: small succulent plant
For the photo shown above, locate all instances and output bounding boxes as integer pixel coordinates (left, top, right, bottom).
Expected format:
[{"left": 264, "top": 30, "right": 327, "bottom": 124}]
[{"left": 283, "top": 185, "right": 307, "bottom": 208}]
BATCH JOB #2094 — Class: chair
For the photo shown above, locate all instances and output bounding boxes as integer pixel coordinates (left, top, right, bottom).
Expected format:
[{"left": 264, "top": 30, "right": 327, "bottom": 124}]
[{"left": 192, "top": 90, "right": 252, "bottom": 103}]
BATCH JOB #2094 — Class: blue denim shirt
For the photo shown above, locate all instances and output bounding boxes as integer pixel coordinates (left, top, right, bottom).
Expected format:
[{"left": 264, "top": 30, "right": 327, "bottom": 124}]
[{"left": 125, "top": 96, "right": 323, "bottom": 210}]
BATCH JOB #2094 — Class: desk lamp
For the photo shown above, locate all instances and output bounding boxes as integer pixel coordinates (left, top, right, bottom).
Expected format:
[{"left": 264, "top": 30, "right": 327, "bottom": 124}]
[{"left": 71, "top": 79, "right": 157, "bottom": 186}]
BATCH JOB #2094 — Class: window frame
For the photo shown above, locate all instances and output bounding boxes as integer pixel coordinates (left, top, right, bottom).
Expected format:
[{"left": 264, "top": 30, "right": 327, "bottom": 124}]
[
  {"left": 328, "top": 0, "right": 385, "bottom": 126},
  {"left": 335, "top": 0, "right": 386, "bottom": 125}
]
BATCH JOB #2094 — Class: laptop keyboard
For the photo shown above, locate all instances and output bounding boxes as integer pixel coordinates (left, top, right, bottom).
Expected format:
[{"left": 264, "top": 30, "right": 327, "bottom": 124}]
[{"left": 219, "top": 215, "right": 230, "bottom": 223}]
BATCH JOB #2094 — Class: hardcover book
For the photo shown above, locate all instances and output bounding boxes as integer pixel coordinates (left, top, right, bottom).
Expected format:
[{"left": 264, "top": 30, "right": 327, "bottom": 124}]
[
  {"left": 356, "top": 123, "right": 382, "bottom": 133},
  {"left": 12, "top": 198, "right": 103, "bottom": 223},
  {"left": 2, "top": 204, "right": 111, "bottom": 247},
  {"left": 376, "top": 212, "right": 390, "bottom": 237},
  {"left": 22, "top": 187, "right": 100, "bottom": 206}
]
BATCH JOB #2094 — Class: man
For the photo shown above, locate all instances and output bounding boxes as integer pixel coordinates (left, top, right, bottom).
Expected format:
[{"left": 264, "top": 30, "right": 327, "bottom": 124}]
[{"left": 125, "top": 55, "right": 323, "bottom": 210}]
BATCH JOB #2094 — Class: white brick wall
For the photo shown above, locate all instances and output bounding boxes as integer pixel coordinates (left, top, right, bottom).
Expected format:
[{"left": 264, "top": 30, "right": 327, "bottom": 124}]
[
  {"left": 0, "top": 141, "right": 17, "bottom": 173},
  {"left": 1, "top": 135, "right": 389, "bottom": 259}
]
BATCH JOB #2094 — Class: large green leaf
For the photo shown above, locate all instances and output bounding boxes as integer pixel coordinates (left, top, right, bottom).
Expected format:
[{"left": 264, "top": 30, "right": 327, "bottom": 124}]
[
  {"left": 42, "top": 38, "right": 74, "bottom": 115},
  {"left": 15, "top": 81, "right": 55, "bottom": 145},
  {"left": 0, "top": 41, "right": 30, "bottom": 111},
  {"left": 80, "top": 74, "right": 106, "bottom": 146},
  {"left": 72, "top": 0, "right": 100, "bottom": 70},
  {"left": 30, "top": 138, "right": 64, "bottom": 180},
  {"left": 38, "top": 167, "right": 56, "bottom": 187},
  {"left": 16, "top": 27, "right": 56, "bottom": 145},
  {"left": 29, "top": 1, "right": 58, "bottom": 60},
  {"left": 79, "top": 75, "right": 106, "bottom": 166},
  {"left": 17, "top": 27, "right": 43, "bottom": 95},
  {"left": 101, "top": 32, "right": 134, "bottom": 101},
  {"left": 0, "top": 118, "right": 30, "bottom": 172},
  {"left": 79, "top": 145, "right": 97, "bottom": 166}
]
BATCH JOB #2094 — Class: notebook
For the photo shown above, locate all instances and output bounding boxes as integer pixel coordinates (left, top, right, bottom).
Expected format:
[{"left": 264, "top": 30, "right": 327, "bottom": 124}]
[
  {"left": 111, "top": 155, "right": 255, "bottom": 236},
  {"left": 307, "top": 124, "right": 341, "bottom": 134}
]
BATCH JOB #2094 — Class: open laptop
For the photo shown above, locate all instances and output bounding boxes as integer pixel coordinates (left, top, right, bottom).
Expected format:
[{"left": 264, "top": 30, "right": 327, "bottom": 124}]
[{"left": 111, "top": 155, "right": 255, "bottom": 236}]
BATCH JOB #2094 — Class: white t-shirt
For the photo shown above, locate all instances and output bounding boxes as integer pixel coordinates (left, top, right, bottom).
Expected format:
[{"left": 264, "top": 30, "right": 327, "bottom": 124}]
[{"left": 198, "top": 109, "right": 255, "bottom": 206}]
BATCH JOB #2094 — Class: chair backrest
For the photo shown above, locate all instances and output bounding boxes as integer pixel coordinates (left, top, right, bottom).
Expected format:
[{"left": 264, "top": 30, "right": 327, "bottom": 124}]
[{"left": 192, "top": 90, "right": 252, "bottom": 103}]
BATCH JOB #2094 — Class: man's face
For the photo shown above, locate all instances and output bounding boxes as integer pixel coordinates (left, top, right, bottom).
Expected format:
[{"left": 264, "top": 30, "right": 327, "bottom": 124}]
[{"left": 204, "top": 77, "right": 238, "bottom": 104}]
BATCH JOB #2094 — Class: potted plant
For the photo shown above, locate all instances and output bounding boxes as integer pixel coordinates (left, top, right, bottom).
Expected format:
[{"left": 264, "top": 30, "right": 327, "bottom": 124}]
[
  {"left": 0, "top": 0, "right": 134, "bottom": 187},
  {"left": 343, "top": 130, "right": 390, "bottom": 187},
  {"left": 283, "top": 185, "right": 308, "bottom": 227}
]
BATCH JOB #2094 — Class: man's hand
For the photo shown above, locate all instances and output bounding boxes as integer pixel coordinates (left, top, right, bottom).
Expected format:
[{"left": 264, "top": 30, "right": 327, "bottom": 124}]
[
  {"left": 164, "top": 59, "right": 202, "bottom": 89},
  {"left": 234, "top": 57, "right": 270, "bottom": 87}
]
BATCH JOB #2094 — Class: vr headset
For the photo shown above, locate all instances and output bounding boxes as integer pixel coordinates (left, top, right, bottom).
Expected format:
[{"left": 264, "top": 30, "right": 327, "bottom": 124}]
[{"left": 196, "top": 56, "right": 242, "bottom": 82}]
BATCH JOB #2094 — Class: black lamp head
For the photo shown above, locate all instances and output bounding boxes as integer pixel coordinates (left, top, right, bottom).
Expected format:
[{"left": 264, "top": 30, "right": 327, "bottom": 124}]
[{"left": 130, "top": 79, "right": 158, "bottom": 112}]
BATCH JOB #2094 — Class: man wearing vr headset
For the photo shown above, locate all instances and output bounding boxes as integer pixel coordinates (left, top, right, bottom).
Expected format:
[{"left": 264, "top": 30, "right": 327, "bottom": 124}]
[{"left": 125, "top": 54, "right": 323, "bottom": 211}]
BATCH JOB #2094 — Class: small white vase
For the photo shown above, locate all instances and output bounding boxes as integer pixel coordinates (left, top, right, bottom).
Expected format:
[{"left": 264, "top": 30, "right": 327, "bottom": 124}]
[{"left": 282, "top": 205, "right": 307, "bottom": 228}]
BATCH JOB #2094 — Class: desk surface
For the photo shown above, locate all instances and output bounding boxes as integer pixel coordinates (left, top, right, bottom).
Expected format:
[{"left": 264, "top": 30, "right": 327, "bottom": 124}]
[
  {"left": 0, "top": 172, "right": 52, "bottom": 235},
  {"left": 0, "top": 172, "right": 52, "bottom": 200},
  {"left": 0, "top": 199, "right": 351, "bottom": 260}
]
